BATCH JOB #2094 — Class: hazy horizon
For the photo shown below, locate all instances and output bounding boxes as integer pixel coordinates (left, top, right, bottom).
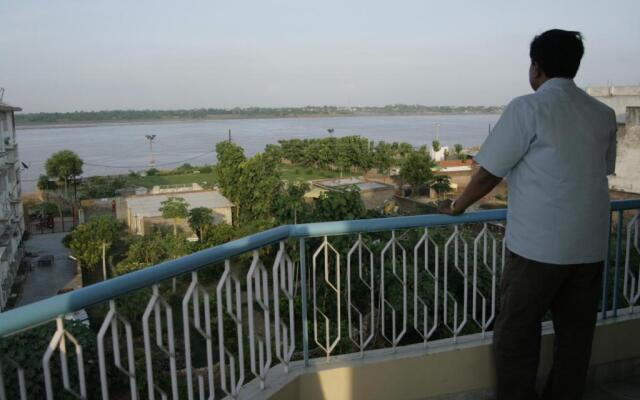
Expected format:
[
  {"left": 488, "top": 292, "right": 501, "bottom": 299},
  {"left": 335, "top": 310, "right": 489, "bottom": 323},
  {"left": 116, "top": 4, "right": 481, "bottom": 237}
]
[
  {"left": 15, "top": 104, "right": 503, "bottom": 115},
  {"left": 1, "top": 0, "right": 639, "bottom": 113}
]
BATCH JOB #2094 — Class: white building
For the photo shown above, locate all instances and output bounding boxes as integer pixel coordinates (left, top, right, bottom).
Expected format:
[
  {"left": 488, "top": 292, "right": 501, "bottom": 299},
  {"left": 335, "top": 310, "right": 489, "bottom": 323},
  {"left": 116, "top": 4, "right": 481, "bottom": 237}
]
[
  {"left": 586, "top": 86, "right": 640, "bottom": 195},
  {"left": 0, "top": 101, "right": 25, "bottom": 311},
  {"left": 586, "top": 85, "right": 640, "bottom": 120},
  {"left": 608, "top": 107, "right": 640, "bottom": 194},
  {"left": 429, "top": 146, "right": 449, "bottom": 162}
]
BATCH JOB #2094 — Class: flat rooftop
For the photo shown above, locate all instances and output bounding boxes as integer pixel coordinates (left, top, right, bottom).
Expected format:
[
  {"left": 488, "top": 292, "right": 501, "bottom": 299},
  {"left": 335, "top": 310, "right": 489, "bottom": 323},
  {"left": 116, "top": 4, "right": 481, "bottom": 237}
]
[
  {"left": 126, "top": 190, "right": 233, "bottom": 218},
  {"left": 314, "top": 178, "right": 394, "bottom": 191},
  {"left": 0, "top": 102, "right": 21, "bottom": 112}
]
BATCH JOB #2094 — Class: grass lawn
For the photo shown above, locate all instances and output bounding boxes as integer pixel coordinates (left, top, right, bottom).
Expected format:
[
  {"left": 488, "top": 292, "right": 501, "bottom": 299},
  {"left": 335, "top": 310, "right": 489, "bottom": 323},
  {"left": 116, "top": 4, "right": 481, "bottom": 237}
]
[
  {"left": 122, "top": 164, "right": 356, "bottom": 189},
  {"left": 277, "top": 164, "right": 355, "bottom": 182}
]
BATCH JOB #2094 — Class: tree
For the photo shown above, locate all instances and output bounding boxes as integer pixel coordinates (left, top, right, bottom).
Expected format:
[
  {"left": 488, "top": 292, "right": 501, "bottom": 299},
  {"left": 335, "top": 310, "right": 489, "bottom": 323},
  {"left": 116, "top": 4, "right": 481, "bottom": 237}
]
[
  {"left": 432, "top": 140, "right": 441, "bottom": 152},
  {"left": 121, "top": 232, "right": 168, "bottom": 266},
  {"left": 198, "top": 222, "right": 236, "bottom": 249},
  {"left": 37, "top": 174, "right": 57, "bottom": 192},
  {"left": 45, "top": 150, "right": 83, "bottom": 198},
  {"left": 215, "top": 141, "right": 246, "bottom": 198},
  {"left": 432, "top": 175, "right": 453, "bottom": 199},
  {"left": 159, "top": 197, "right": 189, "bottom": 235},
  {"left": 264, "top": 144, "right": 283, "bottom": 164},
  {"left": 312, "top": 187, "right": 366, "bottom": 222},
  {"left": 68, "top": 216, "right": 122, "bottom": 280},
  {"left": 188, "top": 207, "right": 214, "bottom": 240},
  {"left": 37, "top": 174, "right": 68, "bottom": 230},
  {"left": 37, "top": 174, "right": 58, "bottom": 204},
  {"left": 117, "top": 230, "right": 191, "bottom": 271},
  {"left": 374, "top": 141, "right": 394, "bottom": 174},
  {"left": 235, "top": 153, "right": 283, "bottom": 222},
  {"left": 453, "top": 144, "right": 466, "bottom": 160},
  {"left": 216, "top": 143, "right": 283, "bottom": 223},
  {"left": 398, "top": 142, "right": 414, "bottom": 158},
  {"left": 399, "top": 150, "right": 435, "bottom": 197},
  {"left": 272, "top": 182, "right": 310, "bottom": 224}
]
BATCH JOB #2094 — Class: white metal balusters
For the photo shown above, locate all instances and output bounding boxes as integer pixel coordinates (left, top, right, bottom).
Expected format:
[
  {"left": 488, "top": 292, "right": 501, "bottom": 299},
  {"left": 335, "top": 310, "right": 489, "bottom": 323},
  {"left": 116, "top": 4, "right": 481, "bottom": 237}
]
[
  {"left": 182, "top": 272, "right": 215, "bottom": 400},
  {"left": 312, "top": 237, "right": 341, "bottom": 360},
  {"left": 623, "top": 214, "right": 640, "bottom": 311},
  {"left": 0, "top": 356, "right": 27, "bottom": 400},
  {"left": 97, "top": 300, "right": 138, "bottom": 400},
  {"left": 142, "top": 284, "right": 178, "bottom": 400},
  {"left": 444, "top": 226, "right": 468, "bottom": 341},
  {"left": 42, "top": 318, "right": 87, "bottom": 399},
  {"left": 347, "top": 234, "right": 375, "bottom": 356},
  {"left": 217, "top": 260, "right": 245, "bottom": 398},
  {"left": 472, "top": 224, "right": 499, "bottom": 337},
  {"left": 380, "top": 230, "right": 408, "bottom": 349},
  {"left": 273, "top": 242, "right": 296, "bottom": 372},
  {"left": 413, "top": 228, "right": 439, "bottom": 346},
  {"left": 247, "top": 251, "right": 272, "bottom": 388}
]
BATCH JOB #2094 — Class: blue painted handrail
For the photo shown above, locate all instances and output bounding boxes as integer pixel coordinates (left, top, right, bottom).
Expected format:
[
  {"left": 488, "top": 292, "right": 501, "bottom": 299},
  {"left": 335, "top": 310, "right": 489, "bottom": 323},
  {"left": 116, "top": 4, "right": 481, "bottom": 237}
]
[{"left": 1, "top": 199, "right": 639, "bottom": 337}]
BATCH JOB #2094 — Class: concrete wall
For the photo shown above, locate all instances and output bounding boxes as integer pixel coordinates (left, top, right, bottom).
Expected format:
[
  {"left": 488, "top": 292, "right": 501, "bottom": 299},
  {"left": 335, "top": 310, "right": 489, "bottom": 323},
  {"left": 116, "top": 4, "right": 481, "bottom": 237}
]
[
  {"left": 360, "top": 188, "right": 396, "bottom": 210},
  {"left": 609, "top": 107, "right": 640, "bottom": 194},
  {"left": 587, "top": 86, "right": 640, "bottom": 116},
  {"left": 263, "top": 312, "right": 640, "bottom": 400},
  {"left": 134, "top": 206, "right": 233, "bottom": 235},
  {"left": 212, "top": 206, "right": 233, "bottom": 224},
  {"left": 434, "top": 170, "right": 473, "bottom": 191}
]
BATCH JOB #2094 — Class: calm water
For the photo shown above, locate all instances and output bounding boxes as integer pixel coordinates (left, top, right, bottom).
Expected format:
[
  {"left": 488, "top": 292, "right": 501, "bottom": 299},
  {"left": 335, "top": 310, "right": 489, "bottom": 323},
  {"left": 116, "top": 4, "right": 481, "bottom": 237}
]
[{"left": 16, "top": 114, "right": 499, "bottom": 192}]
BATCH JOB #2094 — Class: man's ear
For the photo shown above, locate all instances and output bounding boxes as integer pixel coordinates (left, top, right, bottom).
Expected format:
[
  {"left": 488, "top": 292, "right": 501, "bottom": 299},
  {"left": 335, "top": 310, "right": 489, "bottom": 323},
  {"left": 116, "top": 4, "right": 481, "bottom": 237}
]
[
  {"left": 531, "top": 62, "right": 542, "bottom": 79},
  {"left": 533, "top": 62, "right": 548, "bottom": 80}
]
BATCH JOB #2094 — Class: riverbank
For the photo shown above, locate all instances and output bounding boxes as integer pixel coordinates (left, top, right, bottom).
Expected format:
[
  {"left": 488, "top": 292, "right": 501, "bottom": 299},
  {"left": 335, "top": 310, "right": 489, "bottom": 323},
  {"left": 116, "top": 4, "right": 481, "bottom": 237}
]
[
  {"left": 15, "top": 113, "right": 499, "bottom": 193},
  {"left": 15, "top": 111, "right": 502, "bottom": 131}
]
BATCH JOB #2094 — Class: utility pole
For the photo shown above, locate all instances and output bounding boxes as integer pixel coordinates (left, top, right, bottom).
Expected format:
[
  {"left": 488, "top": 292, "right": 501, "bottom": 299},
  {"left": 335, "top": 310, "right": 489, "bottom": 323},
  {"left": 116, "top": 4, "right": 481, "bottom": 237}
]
[
  {"left": 145, "top": 134, "right": 157, "bottom": 167},
  {"left": 228, "top": 129, "right": 232, "bottom": 142},
  {"left": 102, "top": 242, "right": 107, "bottom": 281}
]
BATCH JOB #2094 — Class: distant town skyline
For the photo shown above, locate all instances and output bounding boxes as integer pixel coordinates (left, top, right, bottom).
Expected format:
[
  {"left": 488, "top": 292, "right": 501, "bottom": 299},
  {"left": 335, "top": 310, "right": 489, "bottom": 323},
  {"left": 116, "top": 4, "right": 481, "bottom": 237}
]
[{"left": 1, "top": 0, "right": 639, "bottom": 113}]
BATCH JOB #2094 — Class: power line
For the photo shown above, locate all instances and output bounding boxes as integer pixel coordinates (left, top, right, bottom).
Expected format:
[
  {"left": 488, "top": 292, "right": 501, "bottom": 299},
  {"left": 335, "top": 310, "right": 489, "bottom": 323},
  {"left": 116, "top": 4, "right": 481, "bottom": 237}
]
[{"left": 81, "top": 150, "right": 216, "bottom": 169}]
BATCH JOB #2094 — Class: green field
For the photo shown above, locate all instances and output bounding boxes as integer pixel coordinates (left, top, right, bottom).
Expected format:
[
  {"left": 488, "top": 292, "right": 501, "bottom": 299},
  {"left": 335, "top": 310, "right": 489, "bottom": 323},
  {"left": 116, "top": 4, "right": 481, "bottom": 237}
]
[
  {"left": 277, "top": 164, "right": 349, "bottom": 182},
  {"left": 123, "top": 164, "right": 353, "bottom": 189}
]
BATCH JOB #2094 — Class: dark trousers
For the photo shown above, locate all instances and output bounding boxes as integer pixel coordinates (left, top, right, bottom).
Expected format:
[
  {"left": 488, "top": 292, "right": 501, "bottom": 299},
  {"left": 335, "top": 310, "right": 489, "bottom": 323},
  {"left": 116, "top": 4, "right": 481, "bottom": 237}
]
[{"left": 493, "top": 250, "right": 603, "bottom": 400}]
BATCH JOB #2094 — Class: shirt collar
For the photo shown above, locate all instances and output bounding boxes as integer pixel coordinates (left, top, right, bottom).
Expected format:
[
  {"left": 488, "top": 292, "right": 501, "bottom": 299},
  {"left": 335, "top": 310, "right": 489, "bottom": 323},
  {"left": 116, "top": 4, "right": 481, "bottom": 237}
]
[{"left": 537, "top": 77, "right": 576, "bottom": 92}]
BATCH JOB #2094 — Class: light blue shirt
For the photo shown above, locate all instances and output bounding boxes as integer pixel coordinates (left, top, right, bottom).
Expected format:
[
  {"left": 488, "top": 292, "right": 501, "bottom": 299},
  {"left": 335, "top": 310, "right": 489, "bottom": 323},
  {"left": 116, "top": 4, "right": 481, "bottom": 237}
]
[{"left": 475, "top": 78, "right": 617, "bottom": 264}]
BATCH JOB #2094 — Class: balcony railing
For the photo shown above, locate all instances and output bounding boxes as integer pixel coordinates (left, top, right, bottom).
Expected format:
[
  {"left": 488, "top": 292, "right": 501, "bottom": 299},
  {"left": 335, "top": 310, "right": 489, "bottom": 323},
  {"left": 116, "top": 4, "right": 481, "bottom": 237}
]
[{"left": 0, "top": 199, "right": 639, "bottom": 399}]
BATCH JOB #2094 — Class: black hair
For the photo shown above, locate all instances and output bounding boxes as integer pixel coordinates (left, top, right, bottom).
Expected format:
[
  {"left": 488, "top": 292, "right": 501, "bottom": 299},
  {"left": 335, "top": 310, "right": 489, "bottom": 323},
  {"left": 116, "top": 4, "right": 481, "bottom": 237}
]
[{"left": 529, "top": 29, "right": 584, "bottom": 78}]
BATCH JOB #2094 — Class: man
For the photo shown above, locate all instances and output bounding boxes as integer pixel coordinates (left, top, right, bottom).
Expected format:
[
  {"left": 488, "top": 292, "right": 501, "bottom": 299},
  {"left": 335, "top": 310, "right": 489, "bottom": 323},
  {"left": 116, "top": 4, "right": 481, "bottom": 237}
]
[{"left": 441, "top": 29, "right": 617, "bottom": 399}]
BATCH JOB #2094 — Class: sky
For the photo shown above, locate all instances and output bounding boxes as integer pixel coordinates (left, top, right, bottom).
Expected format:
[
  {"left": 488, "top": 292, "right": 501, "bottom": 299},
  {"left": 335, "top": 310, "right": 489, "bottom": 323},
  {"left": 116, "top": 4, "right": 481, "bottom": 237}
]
[{"left": 1, "top": 0, "right": 639, "bottom": 113}]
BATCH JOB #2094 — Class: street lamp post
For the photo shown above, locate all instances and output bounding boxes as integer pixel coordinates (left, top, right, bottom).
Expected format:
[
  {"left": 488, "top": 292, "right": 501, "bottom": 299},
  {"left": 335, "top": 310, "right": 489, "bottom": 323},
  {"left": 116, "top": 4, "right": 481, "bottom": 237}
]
[{"left": 145, "top": 134, "right": 157, "bottom": 167}]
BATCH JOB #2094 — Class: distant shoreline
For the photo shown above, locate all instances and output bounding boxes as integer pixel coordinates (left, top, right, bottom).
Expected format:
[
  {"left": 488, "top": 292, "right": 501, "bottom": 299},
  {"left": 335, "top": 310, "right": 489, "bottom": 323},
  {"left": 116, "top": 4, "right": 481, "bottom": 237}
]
[{"left": 16, "top": 111, "right": 501, "bottom": 131}]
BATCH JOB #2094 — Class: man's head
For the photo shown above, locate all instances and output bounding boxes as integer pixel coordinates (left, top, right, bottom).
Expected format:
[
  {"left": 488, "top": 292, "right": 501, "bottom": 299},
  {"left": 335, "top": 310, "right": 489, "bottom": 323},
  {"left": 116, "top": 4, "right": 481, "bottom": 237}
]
[{"left": 529, "top": 29, "right": 584, "bottom": 91}]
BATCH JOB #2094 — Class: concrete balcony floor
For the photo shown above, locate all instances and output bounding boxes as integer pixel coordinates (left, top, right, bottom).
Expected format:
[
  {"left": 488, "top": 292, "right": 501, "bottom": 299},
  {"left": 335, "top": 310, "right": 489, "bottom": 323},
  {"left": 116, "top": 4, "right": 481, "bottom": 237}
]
[{"left": 585, "top": 375, "right": 640, "bottom": 400}]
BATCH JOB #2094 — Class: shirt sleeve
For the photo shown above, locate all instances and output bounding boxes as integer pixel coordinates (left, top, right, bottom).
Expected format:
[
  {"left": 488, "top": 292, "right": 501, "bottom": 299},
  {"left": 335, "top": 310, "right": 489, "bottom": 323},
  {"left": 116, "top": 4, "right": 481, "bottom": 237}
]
[
  {"left": 606, "top": 115, "right": 617, "bottom": 176},
  {"left": 474, "top": 98, "right": 535, "bottom": 178}
]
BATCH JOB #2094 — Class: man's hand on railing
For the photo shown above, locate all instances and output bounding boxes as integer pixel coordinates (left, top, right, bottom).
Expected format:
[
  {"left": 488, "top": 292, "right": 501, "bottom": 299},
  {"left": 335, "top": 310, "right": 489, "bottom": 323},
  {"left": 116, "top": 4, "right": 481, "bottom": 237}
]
[
  {"left": 439, "top": 166, "right": 503, "bottom": 216},
  {"left": 438, "top": 199, "right": 464, "bottom": 216}
]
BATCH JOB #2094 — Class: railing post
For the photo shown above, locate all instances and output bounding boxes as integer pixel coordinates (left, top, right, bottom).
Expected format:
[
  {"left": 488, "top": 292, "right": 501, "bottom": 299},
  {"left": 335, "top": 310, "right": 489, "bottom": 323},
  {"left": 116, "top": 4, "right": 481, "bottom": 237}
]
[
  {"left": 612, "top": 210, "right": 624, "bottom": 317},
  {"left": 299, "top": 238, "right": 310, "bottom": 367},
  {"left": 601, "top": 212, "right": 613, "bottom": 319}
]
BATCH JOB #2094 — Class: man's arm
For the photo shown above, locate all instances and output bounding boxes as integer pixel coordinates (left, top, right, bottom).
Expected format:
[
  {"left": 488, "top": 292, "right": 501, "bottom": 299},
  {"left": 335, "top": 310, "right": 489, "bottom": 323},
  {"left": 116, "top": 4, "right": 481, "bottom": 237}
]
[{"left": 439, "top": 167, "right": 502, "bottom": 215}]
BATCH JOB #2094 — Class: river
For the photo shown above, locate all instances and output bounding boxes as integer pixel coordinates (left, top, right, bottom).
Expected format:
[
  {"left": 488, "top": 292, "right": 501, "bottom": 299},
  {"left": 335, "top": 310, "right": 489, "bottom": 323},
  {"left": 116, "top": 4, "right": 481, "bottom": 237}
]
[{"left": 16, "top": 114, "right": 500, "bottom": 192}]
